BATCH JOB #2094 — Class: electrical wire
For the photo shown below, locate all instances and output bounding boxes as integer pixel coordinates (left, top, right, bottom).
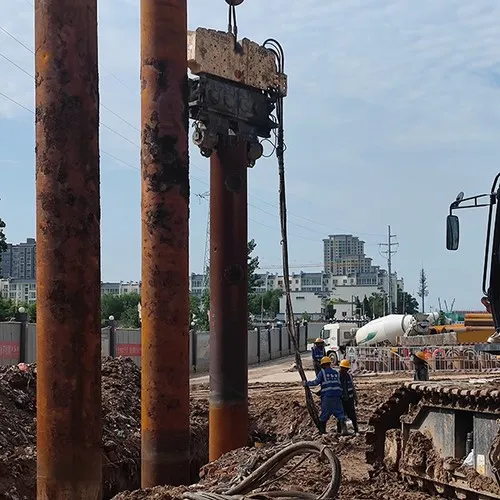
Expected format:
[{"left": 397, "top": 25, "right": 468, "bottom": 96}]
[
  {"left": 264, "top": 38, "right": 321, "bottom": 431},
  {"left": 182, "top": 441, "right": 341, "bottom": 500}
]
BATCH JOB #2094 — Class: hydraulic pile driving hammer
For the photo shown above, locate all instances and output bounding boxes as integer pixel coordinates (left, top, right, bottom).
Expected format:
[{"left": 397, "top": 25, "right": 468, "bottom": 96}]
[{"left": 187, "top": 13, "right": 287, "bottom": 461}]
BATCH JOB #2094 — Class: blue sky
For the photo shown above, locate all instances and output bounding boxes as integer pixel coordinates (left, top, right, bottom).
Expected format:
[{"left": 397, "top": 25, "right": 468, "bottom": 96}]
[{"left": 2, "top": 0, "right": 500, "bottom": 310}]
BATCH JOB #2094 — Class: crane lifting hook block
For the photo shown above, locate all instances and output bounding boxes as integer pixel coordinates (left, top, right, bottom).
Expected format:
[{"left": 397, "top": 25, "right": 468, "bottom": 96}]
[{"left": 188, "top": 28, "right": 287, "bottom": 97}]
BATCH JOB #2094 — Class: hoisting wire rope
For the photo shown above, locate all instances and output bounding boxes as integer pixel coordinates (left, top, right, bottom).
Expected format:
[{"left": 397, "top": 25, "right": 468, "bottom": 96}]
[{"left": 263, "top": 38, "right": 321, "bottom": 432}]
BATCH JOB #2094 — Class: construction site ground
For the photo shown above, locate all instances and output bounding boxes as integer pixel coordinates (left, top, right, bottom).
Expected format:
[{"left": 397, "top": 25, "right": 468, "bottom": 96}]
[{"left": 0, "top": 355, "right": 497, "bottom": 500}]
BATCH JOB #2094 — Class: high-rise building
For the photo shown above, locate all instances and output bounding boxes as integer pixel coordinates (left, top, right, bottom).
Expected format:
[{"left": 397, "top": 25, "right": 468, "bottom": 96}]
[
  {"left": 0, "top": 238, "right": 36, "bottom": 279},
  {"left": 323, "top": 234, "right": 379, "bottom": 284}
]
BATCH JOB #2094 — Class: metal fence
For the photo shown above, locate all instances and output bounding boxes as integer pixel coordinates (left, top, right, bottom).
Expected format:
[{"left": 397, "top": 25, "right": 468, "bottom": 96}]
[
  {"left": 0, "top": 322, "right": 308, "bottom": 371},
  {"left": 344, "top": 346, "right": 500, "bottom": 373}
]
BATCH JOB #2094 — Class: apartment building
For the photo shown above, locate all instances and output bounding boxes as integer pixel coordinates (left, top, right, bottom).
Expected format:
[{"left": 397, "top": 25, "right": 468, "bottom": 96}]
[{"left": 0, "top": 238, "right": 36, "bottom": 279}]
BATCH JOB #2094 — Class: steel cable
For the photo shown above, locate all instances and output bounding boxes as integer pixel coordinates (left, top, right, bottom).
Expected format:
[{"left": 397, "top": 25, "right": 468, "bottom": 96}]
[
  {"left": 261, "top": 38, "right": 321, "bottom": 431},
  {"left": 182, "top": 441, "right": 341, "bottom": 500}
]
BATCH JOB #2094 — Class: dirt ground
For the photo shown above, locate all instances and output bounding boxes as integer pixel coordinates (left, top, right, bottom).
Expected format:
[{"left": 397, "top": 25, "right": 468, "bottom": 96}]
[{"left": 0, "top": 356, "right": 496, "bottom": 499}]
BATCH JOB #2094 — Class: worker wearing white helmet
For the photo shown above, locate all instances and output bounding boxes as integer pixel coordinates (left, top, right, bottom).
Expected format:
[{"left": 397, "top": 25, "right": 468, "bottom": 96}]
[{"left": 337, "top": 359, "right": 359, "bottom": 435}]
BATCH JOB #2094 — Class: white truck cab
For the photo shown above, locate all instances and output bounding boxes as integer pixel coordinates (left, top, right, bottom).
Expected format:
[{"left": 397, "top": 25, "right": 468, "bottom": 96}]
[{"left": 307, "top": 322, "right": 357, "bottom": 364}]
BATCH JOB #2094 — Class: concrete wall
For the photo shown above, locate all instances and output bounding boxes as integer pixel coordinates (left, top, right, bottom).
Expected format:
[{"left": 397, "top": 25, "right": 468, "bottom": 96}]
[{"left": 0, "top": 322, "right": 308, "bottom": 372}]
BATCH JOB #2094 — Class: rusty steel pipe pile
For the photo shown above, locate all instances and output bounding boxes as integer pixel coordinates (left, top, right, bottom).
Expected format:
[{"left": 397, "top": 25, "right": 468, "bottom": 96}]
[
  {"left": 209, "top": 138, "right": 249, "bottom": 461},
  {"left": 140, "top": 0, "right": 191, "bottom": 487},
  {"left": 35, "top": 0, "right": 102, "bottom": 498}
]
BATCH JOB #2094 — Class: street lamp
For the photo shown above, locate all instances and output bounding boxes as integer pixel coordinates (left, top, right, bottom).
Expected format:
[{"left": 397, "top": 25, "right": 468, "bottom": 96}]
[
  {"left": 17, "top": 306, "right": 28, "bottom": 363},
  {"left": 109, "top": 315, "right": 116, "bottom": 357}
]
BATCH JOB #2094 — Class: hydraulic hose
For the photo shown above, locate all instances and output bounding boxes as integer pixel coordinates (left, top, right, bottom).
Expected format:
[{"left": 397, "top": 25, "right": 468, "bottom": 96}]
[{"left": 183, "top": 441, "right": 342, "bottom": 500}]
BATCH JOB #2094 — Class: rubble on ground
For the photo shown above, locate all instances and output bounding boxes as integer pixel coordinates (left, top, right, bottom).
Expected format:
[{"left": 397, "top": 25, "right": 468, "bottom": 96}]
[{"left": 0, "top": 358, "right": 458, "bottom": 499}]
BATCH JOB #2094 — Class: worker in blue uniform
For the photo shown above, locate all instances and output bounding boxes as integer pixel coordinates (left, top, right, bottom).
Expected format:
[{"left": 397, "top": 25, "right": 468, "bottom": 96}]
[
  {"left": 303, "top": 356, "right": 349, "bottom": 435},
  {"left": 311, "top": 338, "right": 326, "bottom": 375}
]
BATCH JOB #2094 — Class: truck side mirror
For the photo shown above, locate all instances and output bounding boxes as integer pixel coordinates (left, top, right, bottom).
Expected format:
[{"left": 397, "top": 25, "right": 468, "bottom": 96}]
[{"left": 446, "top": 214, "right": 460, "bottom": 250}]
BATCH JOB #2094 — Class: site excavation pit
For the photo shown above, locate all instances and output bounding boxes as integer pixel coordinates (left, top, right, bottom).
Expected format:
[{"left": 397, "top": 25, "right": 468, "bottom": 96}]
[{"left": 2, "top": 357, "right": 498, "bottom": 499}]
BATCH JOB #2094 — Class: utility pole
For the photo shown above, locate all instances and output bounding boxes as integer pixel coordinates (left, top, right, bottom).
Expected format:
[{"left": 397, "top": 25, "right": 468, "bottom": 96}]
[
  {"left": 379, "top": 225, "right": 398, "bottom": 315},
  {"left": 35, "top": 0, "right": 102, "bottom": 497},
  {"left": 140, "top": 0, "right": 190, "bottom": 487}
]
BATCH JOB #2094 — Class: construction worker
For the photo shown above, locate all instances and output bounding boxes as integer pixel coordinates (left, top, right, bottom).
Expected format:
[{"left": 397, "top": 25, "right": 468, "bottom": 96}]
[
  {"left": 336, "top": 359, "right": 359, "bottom": 435},
  {"left": 303, "top": 356, "right": 348, "bottom": 435},
  {"left": 413, "top": 351, "right": 429, "bottom": 381},
  {"left": 311, "top": 338, "right": 326, "bottom": 375}
]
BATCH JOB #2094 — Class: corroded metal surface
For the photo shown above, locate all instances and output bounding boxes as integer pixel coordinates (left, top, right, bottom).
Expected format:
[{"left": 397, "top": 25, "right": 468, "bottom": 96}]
[
  {"left": 187, "top": 28, "right": 287, "bottom": 95},
  {"left": 209, "top": 138, "right": 249, "bottom": 461},
  {"left": 140, "top": 0, "right": 190, "bottom": 487},
  {"left": 35, "top": 0, "right": 101, "bottom": 498}
]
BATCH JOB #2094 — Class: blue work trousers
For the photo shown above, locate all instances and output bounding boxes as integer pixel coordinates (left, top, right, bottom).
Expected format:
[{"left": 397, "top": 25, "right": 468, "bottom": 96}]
[{"left": 320, "top": 395, "right": 345, "bottom": 422}]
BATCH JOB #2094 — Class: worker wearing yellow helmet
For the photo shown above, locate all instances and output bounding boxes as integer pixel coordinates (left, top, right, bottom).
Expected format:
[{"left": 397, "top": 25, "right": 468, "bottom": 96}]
[
  {"left": 303, "top": 356, "right": 348, "bottom": 436},
  {"left": 337, "top": 359, "right": 359, "bottom": 435},
  {"left": 311, "top": 337, "right": 326, "bottom": 375},
  {"left": 413, "top": 351, "right": 429, "bottom": 381}
]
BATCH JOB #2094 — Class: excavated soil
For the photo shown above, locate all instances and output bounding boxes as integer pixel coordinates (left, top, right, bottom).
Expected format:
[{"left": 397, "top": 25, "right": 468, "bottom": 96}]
[
  {"left": 0, "top": 359, "right": 209, "bottom": 499},
  {"left": 0, "top": 358, "right": 490, "bottom": 499}
]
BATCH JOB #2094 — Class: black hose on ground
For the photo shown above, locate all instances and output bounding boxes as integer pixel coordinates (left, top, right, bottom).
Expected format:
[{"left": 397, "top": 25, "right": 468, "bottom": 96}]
[{"left": 182, "top": 441, "right": 342, "bottom": 500}]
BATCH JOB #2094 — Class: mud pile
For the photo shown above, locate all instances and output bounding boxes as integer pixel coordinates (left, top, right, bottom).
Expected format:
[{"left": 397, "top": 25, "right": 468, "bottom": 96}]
[
  {"left": 402, "top": 430, "right": 500, "bottom": 496},
  {"left": 113, "top": 435, "right": 435, "bottom": 500},
  {"left": 0, "top": 359, "right": 209, "bottom": 499}
]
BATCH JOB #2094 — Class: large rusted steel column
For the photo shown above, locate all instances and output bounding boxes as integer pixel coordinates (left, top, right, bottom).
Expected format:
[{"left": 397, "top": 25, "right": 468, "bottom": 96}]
[
  {"left": 141, "top": 0, "right": 190, "bottom": 487},
  {"left": 209, "top": 138, "right": 249, "bottom": 461},
  {"left": 35, "top": 0, "right": 101, "bottom": 498}
]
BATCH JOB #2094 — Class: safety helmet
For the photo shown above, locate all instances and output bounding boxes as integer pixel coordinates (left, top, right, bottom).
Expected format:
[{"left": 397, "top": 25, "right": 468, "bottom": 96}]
[
  {"left": 320, "top": 356, "right": 331, "bottom": 365},
  {"left": 339, "top": 359, "right": 351, "bottom": 369},
  {"left": 314, "top": 338, "right": 324, "bottom": 344},
  {"left": 391, "top": 347, "right": 398, "bottom": 353},
  {"left": 414, "top": 351, "right": 426, "bottom": 361}
]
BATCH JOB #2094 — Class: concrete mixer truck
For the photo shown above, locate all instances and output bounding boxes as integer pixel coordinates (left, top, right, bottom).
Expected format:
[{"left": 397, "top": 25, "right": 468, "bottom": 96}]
[{"left": 312, "top": 313, "right": 436, "bottom": 363}]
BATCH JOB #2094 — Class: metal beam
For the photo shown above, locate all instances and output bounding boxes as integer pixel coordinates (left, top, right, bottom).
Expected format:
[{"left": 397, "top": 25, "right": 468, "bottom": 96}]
[
  {"left": 209, "top": 138, "right": 249, "bottom": 461},
  {"left": 140, "top": 0, "right": 190, "bottom": 487},
  {"left": 35, "top": 0, "right": 102, "bottom": 497}
]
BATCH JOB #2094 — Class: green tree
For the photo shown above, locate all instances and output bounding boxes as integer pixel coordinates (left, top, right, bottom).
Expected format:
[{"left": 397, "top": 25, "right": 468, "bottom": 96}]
[
  {"left": 0, "top": 297, "right": 16, "bottom": 321},
  {"left": 396, "top": 286, "right": 419, "bottom": 314},
  {"left": 354, "top": 297, "right": 363, "bottom": 318},
  {"left": 417, "top": 268, "right": 429, "bottom": 312},
  {"left": 190, "top": 293, "right": 209, "bottom": 331},
  {"left": 367, "top": 293, "right": 388, "bottom": 318},
  {"left": 262, "top": 289, "right": 283, "bottom": 317},
  {"left": 247, "top": 239, "right": 262, "bottom": 293},
  {"left": 302, "top": 311, "right": 311, "bottom": 322},
  {"left": 101, "top": 293, "right": 141, "bottom": 328},
  {"left": 363, "top": 295, "right": 373, "bottom": 319},
  {"left": 0, "top": 218, "right": 7, "bottom": 277},
  {"left": 27, "top": 302, "right": 37, "bottom": 322}
]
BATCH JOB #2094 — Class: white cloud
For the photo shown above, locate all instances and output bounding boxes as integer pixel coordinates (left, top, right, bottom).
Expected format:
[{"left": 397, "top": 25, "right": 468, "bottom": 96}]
[{"left": 2, "top": 0, "right": 500, "bottom": 307}]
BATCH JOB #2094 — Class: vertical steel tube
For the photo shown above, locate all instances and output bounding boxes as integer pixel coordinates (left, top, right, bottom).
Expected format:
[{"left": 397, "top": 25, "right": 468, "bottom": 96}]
[
  {"left": 35, "top": 1, "right": 101, "bottom": 498},
  {"left": 141, "top": 0, "right": 190, "bottom": 487},
  {"left": 209, "top": 138, "right": 248, "bottom": 461}
]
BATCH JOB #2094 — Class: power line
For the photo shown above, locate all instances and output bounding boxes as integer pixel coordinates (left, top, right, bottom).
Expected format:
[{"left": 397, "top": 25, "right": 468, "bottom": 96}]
[{"left": 0, "top": 22, "right": 386, "bottom": 242}]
